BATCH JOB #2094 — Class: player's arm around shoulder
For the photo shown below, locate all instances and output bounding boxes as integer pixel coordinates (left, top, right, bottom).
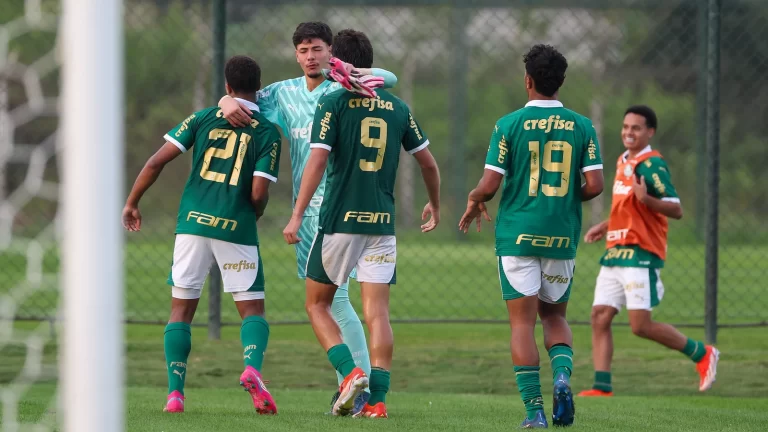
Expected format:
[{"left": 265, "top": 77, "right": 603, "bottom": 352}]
[
  {"left": 580, "top": 117, "right": 604, "bottom": 201},
  {"left": 633, "top": 156, "right": 683, "bottom": 219}
]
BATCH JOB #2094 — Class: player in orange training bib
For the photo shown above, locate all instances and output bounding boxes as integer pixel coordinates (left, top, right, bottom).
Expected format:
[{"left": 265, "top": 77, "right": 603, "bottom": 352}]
[{"left": 577, "top": 105, "right": 719, "bottom": 398}]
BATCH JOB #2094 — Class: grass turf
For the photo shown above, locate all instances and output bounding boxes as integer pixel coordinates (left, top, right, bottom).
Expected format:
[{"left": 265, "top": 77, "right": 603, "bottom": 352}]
[{"left": 2, "top": 323, "right": 767, "bottom": 431}]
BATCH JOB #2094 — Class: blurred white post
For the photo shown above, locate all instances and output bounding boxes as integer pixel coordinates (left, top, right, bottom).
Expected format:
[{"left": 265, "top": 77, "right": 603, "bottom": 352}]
[{"left": 61, "top": 0, "right": 124, "bottom": 431}]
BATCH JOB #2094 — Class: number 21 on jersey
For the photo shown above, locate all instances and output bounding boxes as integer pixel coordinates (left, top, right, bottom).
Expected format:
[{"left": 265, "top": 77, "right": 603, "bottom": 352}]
[
  {"left": 528, "top": 140, "right": 573, "bottom": 197},
  {"left": 200, "top": 128, "right": 253, "bottom": 186}
]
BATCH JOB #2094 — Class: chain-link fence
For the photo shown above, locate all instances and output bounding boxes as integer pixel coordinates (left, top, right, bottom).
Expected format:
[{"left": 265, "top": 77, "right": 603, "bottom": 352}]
[{"left": 2, "top": 0, "right": 767, "bottom": 331}]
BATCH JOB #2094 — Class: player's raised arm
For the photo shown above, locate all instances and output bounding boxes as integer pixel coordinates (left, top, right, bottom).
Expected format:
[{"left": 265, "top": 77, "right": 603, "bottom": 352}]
[{"left": 581, "top": 121, "right": 604, "bottom": 201}]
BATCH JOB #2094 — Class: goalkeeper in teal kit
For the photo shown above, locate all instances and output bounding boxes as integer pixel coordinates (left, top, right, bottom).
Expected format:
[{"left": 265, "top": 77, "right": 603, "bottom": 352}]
[{"left": 219, "top": 21, "right": 398, "bottom": 413}]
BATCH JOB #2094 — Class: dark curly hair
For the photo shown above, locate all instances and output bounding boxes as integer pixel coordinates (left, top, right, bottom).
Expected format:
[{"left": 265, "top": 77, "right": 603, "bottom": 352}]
[
  {"left": 224, "top": 55, "right": 261, "bottom": 94},
  {"left": 523, "top": 44, "right": 568, "bottom": 97},
  {"left": 292, "top": 21, "right": 333, "bottom": 47},
  {"left": 332, "top": 29, "right": 373, "bottom": 69},
  {"left": 625, "top": 105, "right": 658, "bottom": 130}
]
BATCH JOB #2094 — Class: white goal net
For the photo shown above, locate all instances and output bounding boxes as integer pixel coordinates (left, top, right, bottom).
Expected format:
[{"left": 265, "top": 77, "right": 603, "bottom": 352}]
[{"left": 0, "top": 0, "right": 124, "bottom": 430}]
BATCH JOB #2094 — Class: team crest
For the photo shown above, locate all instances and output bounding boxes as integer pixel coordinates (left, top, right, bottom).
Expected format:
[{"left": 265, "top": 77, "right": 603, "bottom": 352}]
[{"left": 623, "top": 165, "right": 633, "bottom": 178}]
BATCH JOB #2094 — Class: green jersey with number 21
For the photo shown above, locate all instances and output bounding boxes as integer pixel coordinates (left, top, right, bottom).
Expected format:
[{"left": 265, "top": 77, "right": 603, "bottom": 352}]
[
  {"left": 485, "top": 100, "right": 603, "bottom": 259},
  {"left": 164, "top": 102, "right": 282, "bottom": 246},
  {"left": 309, "top": 90, "right": 429, "bottom": 235}
]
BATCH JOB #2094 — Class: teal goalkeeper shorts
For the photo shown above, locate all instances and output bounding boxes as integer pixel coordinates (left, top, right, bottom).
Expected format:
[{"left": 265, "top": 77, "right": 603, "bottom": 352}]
[{"left": 296, "top": 216, "right": 356, "bottom": 284}]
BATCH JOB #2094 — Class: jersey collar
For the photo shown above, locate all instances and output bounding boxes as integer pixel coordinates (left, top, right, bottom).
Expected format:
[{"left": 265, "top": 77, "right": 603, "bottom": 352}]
[
  {"left": 622, "top": 145, "right": 652, "bottom": 162},
  {"left": 525, "top": 99, "right": 564, "bottom": 108},
  {"left": 234, "top": 97, "right": 260, "bottom": 113}
]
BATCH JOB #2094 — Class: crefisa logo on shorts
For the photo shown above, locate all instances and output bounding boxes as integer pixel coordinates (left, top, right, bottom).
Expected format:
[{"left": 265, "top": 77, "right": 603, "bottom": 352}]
[{"left": 223, "top": 260, "right": 256, "bottom": 272}]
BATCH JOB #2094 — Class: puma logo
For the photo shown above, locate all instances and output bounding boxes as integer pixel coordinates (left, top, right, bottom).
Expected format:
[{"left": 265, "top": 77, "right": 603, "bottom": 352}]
[
  {"left": 173, "top": 369, "right": 185, "bottom": 380},
  {"left": 243, "top": 352, "right": 252, "bottom": 360},
  {"left": 495, "top": 125, "right": 499, "bottom": 133},
  {"left": 318, "top": 103, "right": 324, "bottom": 109}
]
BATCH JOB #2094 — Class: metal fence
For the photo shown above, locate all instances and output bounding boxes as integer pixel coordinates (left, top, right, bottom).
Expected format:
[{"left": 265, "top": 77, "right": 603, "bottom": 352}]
[{"left": 2, "top": 0, "right": 767, "bottom": 339}]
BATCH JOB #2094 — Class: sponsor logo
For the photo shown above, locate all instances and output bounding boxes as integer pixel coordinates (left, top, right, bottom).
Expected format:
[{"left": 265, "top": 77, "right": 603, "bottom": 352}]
[
  {"left": 269, "top": 142, "right": 279, "bottom": 171},
  {"left": 409, "top": 113, "right": 423, "bottom": 140},
  {"left": 290, "top": 122, "right": 313, "bottom": 139},
  {"left": 319, "top": 112, "right": 332, "bottom": 139},
  {"left": 348, "top": 96, "right": 394, "bottom": 112},
  {"left": 175, "top": 113, "right": 196, "bottom": 137},
  {"left": 222, "top": 260, "right": 256, "bottom": 272},
  {"left": 497, "top": 135, "right": 508, "bottom": 164},
  {"left": 541, "top": 272, "right": 571, "bottom": 284},
  {"left": 607, "top": 228, "right": 629, "bottom": 241},
  {"left": 364, "top": 254, "right": 396, "bottom": 264},
  {"left": 516, "top": 234, "right": 570, "bottom": 248},
  {"left": 522, "top": 115, "right": 575, "bottom": 133},
  {"left": 343, "top": 211, "right": 391, "bottom": 224},
  {"left": 186, "top": 211, "right": 237, "bottom": 231},
  {"left": 613, "top": 181, "right": 632, "bottom": 195},
  {"left": 604, "top": 247, "right": 634, "bottom": 260},
  {"left": 587, "top": 137, "right": 598, "bottom": 160}
]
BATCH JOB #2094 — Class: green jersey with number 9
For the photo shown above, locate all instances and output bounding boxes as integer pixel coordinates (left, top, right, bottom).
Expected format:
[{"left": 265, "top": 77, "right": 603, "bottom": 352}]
[
  {"left": 484, "top": 100, "right": 603, "bottom": 259},
  {"left": 309, "top": 89, "right": 429, "bottom": 235},
  {"left": 164, "top": 100, "right": 282, "bottom": 246}
]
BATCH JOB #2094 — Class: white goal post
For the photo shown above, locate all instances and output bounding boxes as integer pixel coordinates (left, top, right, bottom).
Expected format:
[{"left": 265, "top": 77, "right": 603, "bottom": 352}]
[{"left": 61, "top": 0, "right": 124, "bottom": 430}]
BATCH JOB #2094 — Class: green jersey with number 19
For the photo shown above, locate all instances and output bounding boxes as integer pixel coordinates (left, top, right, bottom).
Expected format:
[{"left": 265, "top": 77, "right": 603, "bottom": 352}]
[
  {"left": 485, "top": 100, "right": 603, "bottom": 259},
  {"left": 309, "top": 90, "right": 429, "bottom": 235},
  {"left": 164, "top": 98, "right": 282, "bottom": 246}
]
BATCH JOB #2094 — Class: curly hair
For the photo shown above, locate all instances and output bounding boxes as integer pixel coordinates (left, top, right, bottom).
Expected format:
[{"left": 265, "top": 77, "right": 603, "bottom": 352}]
[{"left": 523, "top": 44, "right": 568, "bottom": 97}]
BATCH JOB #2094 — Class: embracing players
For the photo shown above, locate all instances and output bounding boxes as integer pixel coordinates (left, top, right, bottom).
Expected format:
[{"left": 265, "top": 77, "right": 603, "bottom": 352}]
[
  {"left": 219, "top": 22, "right": 399, "bottom": 413},
  {"left": 283, "top": 29, "right": 441, "bottom": 418}
]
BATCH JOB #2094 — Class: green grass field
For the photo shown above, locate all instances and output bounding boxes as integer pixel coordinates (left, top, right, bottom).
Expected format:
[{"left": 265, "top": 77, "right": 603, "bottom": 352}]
[
  {"left": 2, "top": 234, "right": 768, "bottom": 325},
  {"left": 2, "top": 323, "right": 768, "bottom": 431}
]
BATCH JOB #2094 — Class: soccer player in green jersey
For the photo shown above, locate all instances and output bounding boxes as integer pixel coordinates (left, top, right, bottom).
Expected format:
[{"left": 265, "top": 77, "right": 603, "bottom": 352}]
[
  {"left": 283, "top": 30, "right": 441, "bottom": 418},
  {"left": 219, "top": 22, "right": 400, "bottom": 413},
  {"left": 122, "top": 55, "right": 281, "bottom": 415},
  {"left": 459, "top": 44, "right": 605, "bottom": 428}
]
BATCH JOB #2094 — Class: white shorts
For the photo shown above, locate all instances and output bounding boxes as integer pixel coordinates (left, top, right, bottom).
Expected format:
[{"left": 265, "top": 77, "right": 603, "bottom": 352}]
[
  {"left": 592, "top": 266, "right": 664, "bottom": 311},
  {"left": 306, "top": 231, "right": 396, "bottom": 287},
  {"left": 498, "top": 256, "right": 575, "bottom": 303},
  {"left": 166, "top": 234, "right": 265, "bottom": 301}
]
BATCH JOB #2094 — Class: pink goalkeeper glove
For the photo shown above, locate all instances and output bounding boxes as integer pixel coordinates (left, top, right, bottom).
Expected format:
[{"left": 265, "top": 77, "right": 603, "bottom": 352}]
[{"left": 327, "top": 57, "right": 379, "bottom": 98}]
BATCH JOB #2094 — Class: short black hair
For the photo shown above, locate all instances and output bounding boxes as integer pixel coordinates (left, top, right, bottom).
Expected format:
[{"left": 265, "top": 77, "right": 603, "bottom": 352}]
[
  {"left": 331, "top": 29, "right": 374, "bottom": 69},
  {"left": 523, "top": 44, "right": 568, "bottom": 97},
  {"left": 292, "top": 21, "right": 333, "bottom": 47},
  {"left": 624, "top": 105, "right": 658, "bottom": 130},
  {"left": 224, "top": 55, "right": 261, "bottom": 94}
]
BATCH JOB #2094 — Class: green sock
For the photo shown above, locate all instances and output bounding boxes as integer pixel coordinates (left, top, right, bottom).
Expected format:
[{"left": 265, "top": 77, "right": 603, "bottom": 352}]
[
  {"left": 681, "top": 338, "right": 706, "bottom": 363},
  {"left": 327, "top": 344, "right": 356, "bottom": 378},
  {"left": 164, "top": 322, "right": 191, "bottom": 395},
  {"left": 514, "top": 365, "right": 544, "bottom": 419},
  {"left": 241, "top": 315, "right": 269, "bottom": 371},
  {"left": 548, "top": 344, "right": 573, "bottom": 380},
  {"left": 593, "top": 371, "right": 612, "bottom": 392},
  {"left": 368, "top": 367, "right": 390, "bottom": 405}
]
